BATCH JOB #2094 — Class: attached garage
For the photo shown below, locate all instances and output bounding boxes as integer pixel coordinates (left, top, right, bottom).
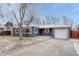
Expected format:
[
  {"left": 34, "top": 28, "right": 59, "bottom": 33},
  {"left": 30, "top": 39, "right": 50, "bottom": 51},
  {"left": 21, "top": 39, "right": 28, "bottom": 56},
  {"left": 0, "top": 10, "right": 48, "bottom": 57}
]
[
  {"left": 54, "top": 28, "right": 70, "bottom": 39},
  {"left": 38, "top": 25, "right": 70, "bottom": 39}
]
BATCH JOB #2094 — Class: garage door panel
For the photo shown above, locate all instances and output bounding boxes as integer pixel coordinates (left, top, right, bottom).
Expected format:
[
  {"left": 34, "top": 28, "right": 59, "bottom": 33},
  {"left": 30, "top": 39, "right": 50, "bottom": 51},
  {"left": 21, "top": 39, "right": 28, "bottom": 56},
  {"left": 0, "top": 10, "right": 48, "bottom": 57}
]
[{"left": 54, "top": 29, "right": 69, "bottom": 39}]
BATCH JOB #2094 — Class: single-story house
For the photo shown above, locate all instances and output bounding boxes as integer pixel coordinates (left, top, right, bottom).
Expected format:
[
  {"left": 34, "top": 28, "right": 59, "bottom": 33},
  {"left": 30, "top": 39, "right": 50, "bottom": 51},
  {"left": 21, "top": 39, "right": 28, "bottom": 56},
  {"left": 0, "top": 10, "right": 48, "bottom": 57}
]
[
  {"left": 12, "top": 25, "right": 70, "bottom": 39},
  {"left": 0, "top": 26, "right": 4, "bottom": 35},
  {"left": 0, "top": 26, "right": 12, "bottom": 35}
]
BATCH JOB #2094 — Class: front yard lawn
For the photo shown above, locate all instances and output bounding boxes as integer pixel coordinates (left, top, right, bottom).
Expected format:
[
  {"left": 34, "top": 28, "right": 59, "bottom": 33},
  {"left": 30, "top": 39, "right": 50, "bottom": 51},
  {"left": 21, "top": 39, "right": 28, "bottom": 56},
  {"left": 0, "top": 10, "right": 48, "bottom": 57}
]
[{"left": 0, "top": 36, "right": 33, "bottom": 54}]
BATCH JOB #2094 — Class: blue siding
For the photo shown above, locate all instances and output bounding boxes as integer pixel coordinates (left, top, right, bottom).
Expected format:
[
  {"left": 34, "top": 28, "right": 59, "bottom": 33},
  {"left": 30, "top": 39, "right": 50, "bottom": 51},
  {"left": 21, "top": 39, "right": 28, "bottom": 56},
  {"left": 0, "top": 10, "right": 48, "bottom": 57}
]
[
  {"left": 13, "top": 28, "right": 20, "bottom": 36},
  {"left": 31, "top": 27, "right": 38, "bottom": 37},
  {"left": 12, "top": 27, "right": 70, "bottom": 38},
  {"left": 13, "top": 26, "right": 38, "bottom": 37},
  {"left": 52, "top": 29, "right": 54, "bottom": 37}
]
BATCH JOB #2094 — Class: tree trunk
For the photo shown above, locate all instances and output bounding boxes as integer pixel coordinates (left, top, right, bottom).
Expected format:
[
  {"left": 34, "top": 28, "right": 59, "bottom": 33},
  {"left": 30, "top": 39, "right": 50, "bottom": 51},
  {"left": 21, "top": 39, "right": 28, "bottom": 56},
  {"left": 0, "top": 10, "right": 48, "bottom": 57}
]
[
  {"left": 19, "top": 26, "right": 23, "bottom": 40},
  {"left": 11, "top": 27, "right": 13, "bottom": 36}
]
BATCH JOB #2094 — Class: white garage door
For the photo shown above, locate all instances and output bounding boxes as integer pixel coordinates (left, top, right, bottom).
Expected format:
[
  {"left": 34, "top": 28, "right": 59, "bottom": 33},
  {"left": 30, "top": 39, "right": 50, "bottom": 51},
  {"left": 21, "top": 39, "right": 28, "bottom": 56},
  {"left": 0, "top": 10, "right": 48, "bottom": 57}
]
[{"left": 54, "top": 28, "right": 69, "bottom": 39}]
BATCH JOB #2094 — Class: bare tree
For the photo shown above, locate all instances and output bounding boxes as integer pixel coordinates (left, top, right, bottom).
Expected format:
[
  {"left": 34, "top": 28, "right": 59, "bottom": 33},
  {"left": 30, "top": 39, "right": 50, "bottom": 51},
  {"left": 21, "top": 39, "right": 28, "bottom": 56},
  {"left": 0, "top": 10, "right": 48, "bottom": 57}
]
[
  {"left": 56, "top": 17, "right": 60, "bottom": 24},
  {"left": 63, "top": 16, "right": 70, "bottom": 25},
  {"left": 37, "top": 17, "right": 41, "bottom": 25},
  {"left": 0, "top": 6, "right": 4, "bottom": 25},
  {"left": 70, "top": 20, "right": 73, "bottom": 29},
  {"left": 45, "top": 16, "right": 51, "bottom": 25},
  {"left": 42, "top": 20, "right": 45, "bottom": 25},
  {"left": 12, "top": 3, "right": 36, "bottom": 39},
  {"left": 36, "top": 16, "right": 40, "bottom": 25},
  {"left": 76, "top": 24, "right": 79, "bottom": 30},
  {"left": 51, "top": 16, "right": 58, "bottom": 25}
]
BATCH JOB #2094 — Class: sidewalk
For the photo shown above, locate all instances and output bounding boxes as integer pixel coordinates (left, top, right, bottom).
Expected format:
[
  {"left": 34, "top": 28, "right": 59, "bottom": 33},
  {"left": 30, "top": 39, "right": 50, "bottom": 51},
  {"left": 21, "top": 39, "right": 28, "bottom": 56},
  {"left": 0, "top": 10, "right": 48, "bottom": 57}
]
[{"left": 70, "top": 39, "right": 79, "bottom": 55}]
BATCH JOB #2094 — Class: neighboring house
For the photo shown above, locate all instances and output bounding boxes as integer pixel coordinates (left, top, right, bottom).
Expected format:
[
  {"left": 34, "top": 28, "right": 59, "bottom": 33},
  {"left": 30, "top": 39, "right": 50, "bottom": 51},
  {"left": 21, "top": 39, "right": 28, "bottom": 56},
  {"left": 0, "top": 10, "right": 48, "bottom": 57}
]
[
  {"left": 2, "top": 26, "right": 11, "bottom": 35},
  {"left": 0, "top": 26, "right": 11, "bottom": 35},
  {"left": 0, "top": 21, "right": 13, "bottom": 35},
  {"left": 0, "top": 26, "right": 4, "bottom": 35},
  {"left": 13, "top": 25, "right": 70, "bottom": 39}
]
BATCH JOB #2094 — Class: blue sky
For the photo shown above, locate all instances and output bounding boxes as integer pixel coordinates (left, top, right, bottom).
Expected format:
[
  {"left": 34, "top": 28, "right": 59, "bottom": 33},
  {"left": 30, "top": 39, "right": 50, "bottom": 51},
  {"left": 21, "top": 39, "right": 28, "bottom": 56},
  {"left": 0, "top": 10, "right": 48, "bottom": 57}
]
[
  {"left": 37, "top": 3, "right": 79, "bottom": 27},
  {"left": 0, "top": 3, "right": 79, "bottom": 27}
]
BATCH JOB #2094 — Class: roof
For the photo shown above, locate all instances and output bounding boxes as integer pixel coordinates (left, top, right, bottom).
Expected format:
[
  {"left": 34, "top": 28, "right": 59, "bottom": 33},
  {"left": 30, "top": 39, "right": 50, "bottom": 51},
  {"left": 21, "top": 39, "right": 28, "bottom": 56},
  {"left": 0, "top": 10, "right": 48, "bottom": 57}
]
[
  {"left": 0, "top": 26, "right": 5, "bottom": 28},
  {"left": 38, "top": 25, "right": 70, "bottom": 28},
  {"left": 13, "top": 24, "right": 70, "bottom": 28},
  {"left": 13, "top": 25, "right": 38, "bottom": 28}
]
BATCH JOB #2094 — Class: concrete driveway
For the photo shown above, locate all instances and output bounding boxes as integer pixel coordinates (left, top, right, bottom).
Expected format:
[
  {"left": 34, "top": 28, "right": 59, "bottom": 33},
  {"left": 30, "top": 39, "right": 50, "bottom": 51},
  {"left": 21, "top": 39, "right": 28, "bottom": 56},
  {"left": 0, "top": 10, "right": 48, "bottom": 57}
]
[{"left": 4, "top": 36, "right": 78, "bottom": 56}]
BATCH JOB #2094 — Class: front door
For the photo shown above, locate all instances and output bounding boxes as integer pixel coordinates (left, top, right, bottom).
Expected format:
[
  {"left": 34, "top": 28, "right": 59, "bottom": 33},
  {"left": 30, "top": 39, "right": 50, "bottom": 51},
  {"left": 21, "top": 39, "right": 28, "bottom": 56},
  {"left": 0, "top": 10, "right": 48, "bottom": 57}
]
[{"left": 39, "top": 29, "right": 44, "bottom": 35}]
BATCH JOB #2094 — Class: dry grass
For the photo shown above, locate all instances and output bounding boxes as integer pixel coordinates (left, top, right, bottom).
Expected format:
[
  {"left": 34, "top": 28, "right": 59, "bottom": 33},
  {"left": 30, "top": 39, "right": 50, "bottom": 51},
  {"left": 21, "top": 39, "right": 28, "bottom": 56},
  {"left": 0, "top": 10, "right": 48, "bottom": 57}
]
[
  {"left": 0, "top": 36, "right": 33, "bottom": 54},
  {"left": 0, "top": 36, "right": 32, "bottom": 42},
  {"left": 0, "top": 36, "right": 48, "bottom": 55}
]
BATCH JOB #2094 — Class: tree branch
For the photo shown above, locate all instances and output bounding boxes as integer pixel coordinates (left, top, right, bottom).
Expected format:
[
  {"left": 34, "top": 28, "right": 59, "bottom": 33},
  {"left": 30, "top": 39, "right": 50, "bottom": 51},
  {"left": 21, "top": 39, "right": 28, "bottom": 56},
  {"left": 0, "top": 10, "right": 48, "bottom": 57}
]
[{"left": 13, "top": 12, "right": 20, "bottom": 26}]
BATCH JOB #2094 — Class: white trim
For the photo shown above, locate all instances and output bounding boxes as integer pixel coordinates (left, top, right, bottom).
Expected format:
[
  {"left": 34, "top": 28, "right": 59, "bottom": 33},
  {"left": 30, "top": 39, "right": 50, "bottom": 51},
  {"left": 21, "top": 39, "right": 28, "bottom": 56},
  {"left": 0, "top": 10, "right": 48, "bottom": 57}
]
[
  {"left": 35, "top": 28, "right": 38, "bottom": 33},
  {"left": 28, "top": 27, "right": 32, "bottom": 34},
  {"left": 45, "top": 28, "right": 49, "bottom": 33},
  {"left": 13, "top": 24, "right": 70, "bottom": 28},
  {"left": 15, "top": 28, "right": 19, "bottom": 33},
  {"left": 38, "top": 25, "right": 70, "bottom": 28}
]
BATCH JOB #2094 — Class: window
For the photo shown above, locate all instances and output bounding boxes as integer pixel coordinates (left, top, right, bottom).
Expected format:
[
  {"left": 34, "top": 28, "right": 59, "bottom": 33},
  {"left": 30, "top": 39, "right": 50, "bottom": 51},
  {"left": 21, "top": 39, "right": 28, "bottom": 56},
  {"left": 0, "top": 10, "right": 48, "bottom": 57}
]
[
  {"left": 26, "top": 27, "right": 32, "bottom": 33},
  {"left": 26, "top": 28, "right": 29, "bottom": 33},
  {"left": 23, "top": 27, "right": 26, "bottom": 32},
  {"left": 29, "top": 27, "right": 32, "bottom": 33},
  {"left": 15, "top": 28, "right": 19, "bottom": 33},
  {"left": 35, "top": 28, "right": 38, "bottom": 33},
  {"left": 45, "top": 28, "right": 49, "bottom": 33}
]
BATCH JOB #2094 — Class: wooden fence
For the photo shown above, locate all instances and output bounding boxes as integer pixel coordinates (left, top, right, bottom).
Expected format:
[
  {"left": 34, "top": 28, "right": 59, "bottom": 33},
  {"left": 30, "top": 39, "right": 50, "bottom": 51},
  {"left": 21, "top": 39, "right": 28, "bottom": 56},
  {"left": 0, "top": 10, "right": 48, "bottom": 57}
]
[{"left": 70, "top": 30, "right": 79, "bottom": 39}]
